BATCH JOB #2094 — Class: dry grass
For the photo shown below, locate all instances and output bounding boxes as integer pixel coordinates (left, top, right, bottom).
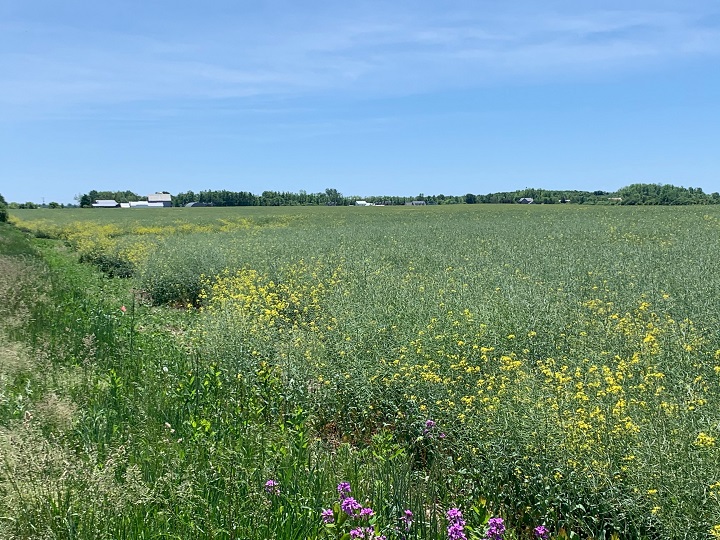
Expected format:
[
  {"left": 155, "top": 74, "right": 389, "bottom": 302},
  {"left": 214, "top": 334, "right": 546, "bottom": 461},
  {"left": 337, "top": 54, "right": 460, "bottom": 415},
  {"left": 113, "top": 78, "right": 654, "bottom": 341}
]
[
  {"left": 0, "top": 257, "right": 47, "bottom": 332},
  {"left": 33, "top": 392, "right": 77, "bottom": 432},
  {"left": 0, "top": 340, "right": 31, "bottom": 376},
  {"left": 0, "top": 254, "right": 88, "bottom": 539},
  {"left": 0, "top": 423, "right": 153, "bottom": 539}
]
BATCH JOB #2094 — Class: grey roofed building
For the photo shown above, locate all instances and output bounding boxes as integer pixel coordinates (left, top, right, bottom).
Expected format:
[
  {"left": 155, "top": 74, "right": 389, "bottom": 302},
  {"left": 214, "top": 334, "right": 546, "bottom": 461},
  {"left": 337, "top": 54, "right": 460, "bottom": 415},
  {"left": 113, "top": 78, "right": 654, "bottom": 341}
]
[
  {"left": 185, "top": 202, "right": 210, "bottom": 207},
  {"left": 518, "top": 197, "right": 534, "bottom": 204},
  {"left": 92, "top": 199, "right": 119, "bottom": 208},
  {"left": 147, "top": 192, "right": 173, "bottom": 206},
  {"left": 406, "top": 200, "right": 426, "bottom": 206}
]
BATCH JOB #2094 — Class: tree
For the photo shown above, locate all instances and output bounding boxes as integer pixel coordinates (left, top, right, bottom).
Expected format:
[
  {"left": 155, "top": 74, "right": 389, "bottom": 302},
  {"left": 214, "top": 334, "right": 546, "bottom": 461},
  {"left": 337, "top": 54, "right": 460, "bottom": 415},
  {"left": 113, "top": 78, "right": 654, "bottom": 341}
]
[
  {"left": 325, "top": 188, "right": 343, "bottom": 206},
  {"left": 0, "top": 192, "right": 7, "bottom": 222}
]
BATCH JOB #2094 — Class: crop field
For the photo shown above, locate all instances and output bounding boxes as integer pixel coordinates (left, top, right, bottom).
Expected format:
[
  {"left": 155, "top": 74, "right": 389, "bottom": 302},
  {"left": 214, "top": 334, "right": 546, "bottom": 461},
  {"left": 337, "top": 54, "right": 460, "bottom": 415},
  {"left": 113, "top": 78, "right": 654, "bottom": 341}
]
[{"left": 2, "top": 205, "right": 720, "bottom": 539}]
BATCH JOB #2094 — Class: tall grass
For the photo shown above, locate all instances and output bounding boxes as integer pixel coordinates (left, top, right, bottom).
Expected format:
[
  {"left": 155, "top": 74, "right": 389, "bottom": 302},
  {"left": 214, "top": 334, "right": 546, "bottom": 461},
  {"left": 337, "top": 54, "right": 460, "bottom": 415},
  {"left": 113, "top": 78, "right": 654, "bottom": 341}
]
[{"left": 3, "top": 206, "right": 720, "bottom": 538}]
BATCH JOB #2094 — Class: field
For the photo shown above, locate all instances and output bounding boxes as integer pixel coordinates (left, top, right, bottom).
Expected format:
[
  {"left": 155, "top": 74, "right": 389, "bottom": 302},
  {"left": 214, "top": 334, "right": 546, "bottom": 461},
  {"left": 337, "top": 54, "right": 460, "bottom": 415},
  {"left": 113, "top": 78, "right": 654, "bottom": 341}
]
[{"left": 2, "top": 205, "right": 720, "bottom": 539}]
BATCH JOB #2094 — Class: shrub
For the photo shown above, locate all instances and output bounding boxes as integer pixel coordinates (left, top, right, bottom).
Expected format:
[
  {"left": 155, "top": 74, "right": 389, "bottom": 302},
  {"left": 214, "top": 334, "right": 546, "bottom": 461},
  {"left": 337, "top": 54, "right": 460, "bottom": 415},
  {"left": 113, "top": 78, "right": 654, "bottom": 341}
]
[{"left": 137, "top": 236, "right": 229, "bottom": 305}]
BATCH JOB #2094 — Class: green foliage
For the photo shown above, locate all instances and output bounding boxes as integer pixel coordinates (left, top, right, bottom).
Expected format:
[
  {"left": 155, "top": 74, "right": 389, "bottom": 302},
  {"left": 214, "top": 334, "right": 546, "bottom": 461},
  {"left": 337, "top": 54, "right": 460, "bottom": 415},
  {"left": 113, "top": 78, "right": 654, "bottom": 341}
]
[
  {"left": 0, "top": 192, "right": 7, "bottom": 223},
  {"left": 79, "top": 248, "right": 135, "bottom": 278},
  {"left": 617, "top": 182, "right": 715, "bottom": 205},
  {"left": 78, "top": 193, "right": 92, "bottom": 207},
  {"left": 137, "top": 234, "right": 230, "bottom": 305},
  {"left": 3, "top": 206, "right": 720, "bottom": 539},
  {"left": 0, "top": 222, "right": 35, "bottom": 255}
]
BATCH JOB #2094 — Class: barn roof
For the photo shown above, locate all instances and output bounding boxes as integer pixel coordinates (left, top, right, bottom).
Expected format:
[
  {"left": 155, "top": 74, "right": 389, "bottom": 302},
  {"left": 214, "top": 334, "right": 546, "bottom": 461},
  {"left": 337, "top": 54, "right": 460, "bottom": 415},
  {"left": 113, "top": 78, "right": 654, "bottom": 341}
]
[
  {"left": 92, "top": 200, "right": 119, "bottom": 207},
  {"left": 148, "top": 193, "right": 172, "bottom": 203}
]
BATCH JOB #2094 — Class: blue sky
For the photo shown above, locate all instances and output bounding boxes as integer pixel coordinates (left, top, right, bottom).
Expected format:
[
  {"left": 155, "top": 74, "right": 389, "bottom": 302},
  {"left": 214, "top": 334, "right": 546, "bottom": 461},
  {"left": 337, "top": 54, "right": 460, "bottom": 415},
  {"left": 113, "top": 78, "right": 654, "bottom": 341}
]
[{"left": 2, "top": 0, "right": 719, "bottom": 203}]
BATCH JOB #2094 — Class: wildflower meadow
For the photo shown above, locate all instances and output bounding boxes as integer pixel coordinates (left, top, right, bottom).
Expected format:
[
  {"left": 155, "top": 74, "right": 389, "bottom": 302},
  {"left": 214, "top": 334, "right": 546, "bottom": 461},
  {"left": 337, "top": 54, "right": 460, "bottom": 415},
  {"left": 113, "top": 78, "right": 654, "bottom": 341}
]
[{"left": 2, "top": 204, "right": 720, "bottom": 539}]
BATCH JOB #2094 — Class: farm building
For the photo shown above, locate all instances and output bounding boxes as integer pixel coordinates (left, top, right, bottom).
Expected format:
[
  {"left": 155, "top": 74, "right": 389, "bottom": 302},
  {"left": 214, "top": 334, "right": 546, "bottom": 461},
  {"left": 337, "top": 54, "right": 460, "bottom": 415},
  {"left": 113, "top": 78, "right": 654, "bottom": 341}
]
[
  {"left": 92, "top": 199, "right": 120, "bottom": 208},
  {"left": 405, "top": 200, "right": 426, "bottom": 206},
  {"left": 185, "top": 202, "right": 211, "bottom": 207},
  {"left": 518, "top": 197, "right": 534, "bottom": 204},
  {"left": 129, "top": 199, "right": 168, "bottom": 208},
  {"left": 147, "top": 192, "right": 173, "bottom": 207},
  {"left": 355, "top": 200, "right": 373, "bottom": 206}
]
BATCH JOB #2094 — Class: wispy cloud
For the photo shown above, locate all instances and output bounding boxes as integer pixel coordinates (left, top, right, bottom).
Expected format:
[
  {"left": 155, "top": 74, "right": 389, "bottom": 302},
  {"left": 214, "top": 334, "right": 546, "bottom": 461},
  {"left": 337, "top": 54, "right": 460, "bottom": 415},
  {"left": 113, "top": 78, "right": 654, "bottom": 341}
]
[{"left": 1, "top": 1, "right": 719, "bottom": 115}]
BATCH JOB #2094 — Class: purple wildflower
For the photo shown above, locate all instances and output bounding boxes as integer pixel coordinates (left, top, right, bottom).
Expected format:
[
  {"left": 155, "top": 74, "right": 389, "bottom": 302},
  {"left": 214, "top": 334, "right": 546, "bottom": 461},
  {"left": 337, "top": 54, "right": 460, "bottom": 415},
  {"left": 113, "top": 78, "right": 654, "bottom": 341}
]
[
  {"left": 321, "top": 508, "right": 334, "bottom": 524},
  {"left": 341, "top": 496, "right": 362, "bottom": 516},
  {"left": 401, "top": 509, "right": 414, "bottom": 529},
  {"left": 337, "top": 482, "right": 352, "bottom": 499},
  {"left": 446, "top": 508, "right": 465, "bottom": 525},
  {"left": 423, "top": 419, "right": 437, "bottom": 436},
  {"left": 533, "top": 525, "right": 550, "bottom": 540},
  {"left": 360, "top": 507, "right": 375, "bottom": 519},
  {"left": 264, "top": 479, "right": 280, "bottom": 495},
  {"left": 447, "top": 523, "right": 468, "bottom": 540},
  {"left": 447, "top": 508, "right": 467, "bottom": 540},
  {"left": 486, "top": 517, "right": 506, "bottom": 540},
  {"left": 350, "top": 527, "right": 378, "bottom": 539}
]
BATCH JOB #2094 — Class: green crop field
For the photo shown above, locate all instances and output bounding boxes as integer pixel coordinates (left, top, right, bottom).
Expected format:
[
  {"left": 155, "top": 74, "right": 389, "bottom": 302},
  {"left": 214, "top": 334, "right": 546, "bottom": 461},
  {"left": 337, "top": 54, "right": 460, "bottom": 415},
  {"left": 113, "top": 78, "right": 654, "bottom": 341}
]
[{"left": 2, "top": 205, "right": 720, "bottom": 539}]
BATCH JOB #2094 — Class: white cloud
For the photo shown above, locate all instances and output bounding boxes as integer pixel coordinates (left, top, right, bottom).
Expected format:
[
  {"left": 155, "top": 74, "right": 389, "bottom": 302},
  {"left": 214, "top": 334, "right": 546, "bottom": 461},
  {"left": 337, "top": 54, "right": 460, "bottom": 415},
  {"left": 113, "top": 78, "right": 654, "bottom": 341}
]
[{"left": 0, "top": 2, "right": 718, "bottom": 114}]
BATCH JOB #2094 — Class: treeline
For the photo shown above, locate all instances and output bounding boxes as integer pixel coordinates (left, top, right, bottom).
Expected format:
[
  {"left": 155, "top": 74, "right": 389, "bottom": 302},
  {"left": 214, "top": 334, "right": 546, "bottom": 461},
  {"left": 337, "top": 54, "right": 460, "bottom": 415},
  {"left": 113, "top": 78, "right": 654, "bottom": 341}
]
[
  {"left": 5, "top": 202, "right": 69, "bottom": 209},
  {"left": 616, "top": 183, "right": 719, "bottom": 205},
  {"left": 172, "top": 188, "right": 471, "bottom": 207},
  {"left": 475, "top": 185, "right": 720, "bottom": 205},
  {"left": 172, "top": 184, "right": 720, "bottom": 207},
  {"left": 57, "top": 183, "right": 720, "bottom": 209},
  {"left": 473, "top": 189, "right": 611, "bottom": 205}
]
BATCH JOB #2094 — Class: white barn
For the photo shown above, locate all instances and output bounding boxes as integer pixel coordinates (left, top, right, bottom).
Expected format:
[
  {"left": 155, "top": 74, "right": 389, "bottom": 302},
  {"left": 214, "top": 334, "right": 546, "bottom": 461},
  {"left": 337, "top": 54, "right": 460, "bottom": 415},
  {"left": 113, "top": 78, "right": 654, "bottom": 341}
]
[{"left": 147, "top": 193, "right": 173, "bottom": 207}]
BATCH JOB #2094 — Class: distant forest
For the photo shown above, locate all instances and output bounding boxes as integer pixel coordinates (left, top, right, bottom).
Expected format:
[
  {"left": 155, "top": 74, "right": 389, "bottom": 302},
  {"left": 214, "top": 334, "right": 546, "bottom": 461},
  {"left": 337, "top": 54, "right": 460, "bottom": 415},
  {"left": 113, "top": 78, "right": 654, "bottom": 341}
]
[{"left": 11, "top": 183, "right": 720, "bottom": 209}]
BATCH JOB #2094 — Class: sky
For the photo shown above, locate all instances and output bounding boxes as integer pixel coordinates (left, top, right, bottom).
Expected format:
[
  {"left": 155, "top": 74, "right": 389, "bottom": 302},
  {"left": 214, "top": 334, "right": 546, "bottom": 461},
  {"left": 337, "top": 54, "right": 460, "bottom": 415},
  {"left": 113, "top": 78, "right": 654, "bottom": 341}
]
[{"left": 1, "top": 0, "right": 719, "bottom": 204}]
